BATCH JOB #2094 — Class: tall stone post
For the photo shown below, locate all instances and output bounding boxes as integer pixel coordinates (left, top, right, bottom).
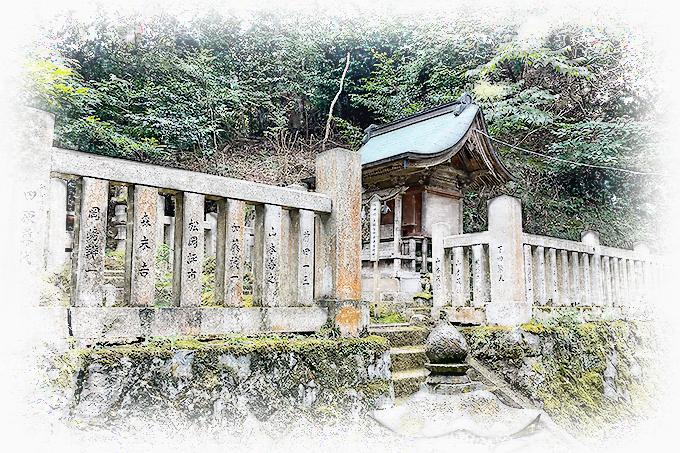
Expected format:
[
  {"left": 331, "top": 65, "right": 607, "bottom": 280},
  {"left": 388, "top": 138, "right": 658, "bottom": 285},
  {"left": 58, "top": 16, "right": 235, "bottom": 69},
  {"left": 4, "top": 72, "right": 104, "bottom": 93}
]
[
  {"left": 315, "top": 148, "right": 365, "bottom": 336},
  {"left": 431, "top": 222, "right": 450, "bottom": 317},
  {"left": 6, "top": 109, "right": 54, "bottom": 305},
  {"left": 581, "top": 230, "right": 602, "bottom": 305},
  {"left": 4, "top": 108, "right": 69, "bottom": 341},
  {"left": 172, "top": 192, "right": 205, "bottom": 307},
  {"left": 633, "top": 242, "right": 651, "bottom": 307},
  {"left": 393, "top": 194, "right": 403, "bottom": 277},
  {"left": 124, "top": 185, "right": 158, "bottom": 307},
  {"left": 486, "top": 195, "right": 529, "bottom": 326},
  {"left": 73, "top": 178, "right": 109, "bottom": 307}
]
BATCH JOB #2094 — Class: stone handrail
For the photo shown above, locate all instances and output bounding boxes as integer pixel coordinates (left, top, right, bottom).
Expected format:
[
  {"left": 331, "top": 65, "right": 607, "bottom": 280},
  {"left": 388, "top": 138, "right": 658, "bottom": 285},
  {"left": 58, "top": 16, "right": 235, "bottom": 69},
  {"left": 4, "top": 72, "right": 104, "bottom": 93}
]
[
  {"left": 51, "top": 147, "right": 332, "bottom": 213},
  {"left": 431, "top": 196, "right": 673, "bottom": 326},
  {"left": 12, "top": 108, "right": 364, "bottom": 340}
]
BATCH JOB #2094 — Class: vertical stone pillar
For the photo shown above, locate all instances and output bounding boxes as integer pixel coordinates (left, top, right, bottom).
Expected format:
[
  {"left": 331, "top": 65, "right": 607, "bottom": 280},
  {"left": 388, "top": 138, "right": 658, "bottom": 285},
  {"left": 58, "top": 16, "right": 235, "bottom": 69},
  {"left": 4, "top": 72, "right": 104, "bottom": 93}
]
[
  {"left": 422, "top": 238, "right": 429, "bottom": 273},
  {"left": 523, "top": 245, "right": 534, "bottom": 306},
  {"left": 298, "top": 209, "right": 315, "bottom": 306},
  {"left": 452, "top": 247, "right": 470, "bottom": 306},
  {"left": 205, "top": 212, "right": 218, "bottom": 258},
  {"left": 603, "top": 256, "right": 613, "bottom": 306},
  {"left": 253, "top": 204, "right": 282, "bottom": 307},
  {"left": 393, "top": 194, "right": 403, "bottom": 277},
  {"left": 571, "top": 251, "right": 581, "bottom": 306},
  {"left": 627, "top": 259, "right": 637, "bottom": 307},
  {"left": 486, "top": 195, "right": 528, "bottom": 326},
  {"left": 314, "top": 148, "right": 361, "bottom": 301},
  {"left": 581, "top": 253, "right": 592, "bottom": 306},
  {"left": 612, "top": 258, "right": 621, "bottom": 307},
  {"left": 633, "top": 242, "right": 651, "bottom": 305},
  {"left": 547, "top": 248, "right": 559, "bottom": 305},
  {"left": 47, "top": 177, "right": 68, "bottom": 270},
  {"left": 471, "top": 244, "right": 489, "bottom": 307},
  {"left": 560, "top": 250, "right": 570, "bottom": 306},
  {"left": 166, "top": 216, "right": 175, "bottom": 249},
  {"left": 74, "top": 177, "right": 109, "bottom": 307},
  {"left": 534, "top": 246, "right": 547, "bottom": 306},
  {"left": 124, "top": 185, "right": 157, "bottom": 307},
  {"left": 156, "top": 193, "right": 166, "bottom": 247},
  {"left": 581, "top": 230, "right": 602, "bottom": 305},
  {"left": 368, "top": 195, "right": 381, "bottom": 305},
  {"left": 6, "top": 109, "right": 54, "bottom": 312},
  {"left": 216, "top": 198, "right": 245, "bottom": 307},
  {"left": 280, "top": 208, "right": 295, "bottom": 306},
  {"left": 172, "top": 192, "right": 204, "bottom": 307},
  {"left": 431, "top": 222, "right": 450, "bottom": 316},
  {"left": 409, "top": 238, "right": 417, "bottom": 272}
]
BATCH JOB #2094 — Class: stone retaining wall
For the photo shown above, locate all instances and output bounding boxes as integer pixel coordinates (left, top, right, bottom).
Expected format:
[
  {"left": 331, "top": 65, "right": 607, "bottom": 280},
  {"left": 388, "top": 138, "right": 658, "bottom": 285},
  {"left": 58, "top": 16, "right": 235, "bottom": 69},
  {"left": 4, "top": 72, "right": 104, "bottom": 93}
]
[{"left": 44, "top": 335, "right": 393, "bottom": 427}]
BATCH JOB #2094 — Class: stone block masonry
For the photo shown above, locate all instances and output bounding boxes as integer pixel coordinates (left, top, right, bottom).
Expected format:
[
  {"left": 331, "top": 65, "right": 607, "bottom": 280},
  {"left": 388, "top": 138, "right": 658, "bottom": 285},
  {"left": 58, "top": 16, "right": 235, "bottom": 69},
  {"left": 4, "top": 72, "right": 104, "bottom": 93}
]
[{"left": 46, "top": 335, "right": 393, "bottom": 425}]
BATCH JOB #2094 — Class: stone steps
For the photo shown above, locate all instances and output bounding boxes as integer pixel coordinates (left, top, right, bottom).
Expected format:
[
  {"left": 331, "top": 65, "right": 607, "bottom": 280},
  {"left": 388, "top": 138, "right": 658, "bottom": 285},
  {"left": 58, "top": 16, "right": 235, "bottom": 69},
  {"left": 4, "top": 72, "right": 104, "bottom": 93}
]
[
  {"left": 389, "top": 345, "right": 427, "bottom": 372},
  {"left": 392, "top": 368, "right": 429, "bottom": 398},
  {"left": 368, "top": 324, "right": 432, "bottom": 399},
  {"left": 368, "top": 325, "right": 430, "bottom": 348}
]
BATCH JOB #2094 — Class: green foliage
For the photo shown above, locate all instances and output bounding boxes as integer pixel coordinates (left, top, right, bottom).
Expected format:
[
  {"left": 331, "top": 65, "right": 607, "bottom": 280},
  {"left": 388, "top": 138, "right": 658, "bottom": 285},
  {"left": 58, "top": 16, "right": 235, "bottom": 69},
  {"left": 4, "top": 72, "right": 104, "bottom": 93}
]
[{"left": 18, "top": 4, "right": 669, "bottom": 248}]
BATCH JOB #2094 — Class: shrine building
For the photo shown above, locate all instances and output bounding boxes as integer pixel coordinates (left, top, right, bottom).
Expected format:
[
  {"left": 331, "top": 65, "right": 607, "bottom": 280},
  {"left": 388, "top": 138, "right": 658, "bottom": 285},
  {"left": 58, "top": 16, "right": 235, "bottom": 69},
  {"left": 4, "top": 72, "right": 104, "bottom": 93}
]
[{"left": 358, "top": 93, "right": 513, "bottom": 312}]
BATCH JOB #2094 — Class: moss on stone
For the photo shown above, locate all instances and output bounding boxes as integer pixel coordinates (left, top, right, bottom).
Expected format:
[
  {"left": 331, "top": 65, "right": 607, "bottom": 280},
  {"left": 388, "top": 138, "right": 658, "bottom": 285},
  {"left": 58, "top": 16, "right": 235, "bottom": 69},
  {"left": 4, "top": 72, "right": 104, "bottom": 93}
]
[{"left": 465, "top": 319, "right": 661, "bottom": 439}]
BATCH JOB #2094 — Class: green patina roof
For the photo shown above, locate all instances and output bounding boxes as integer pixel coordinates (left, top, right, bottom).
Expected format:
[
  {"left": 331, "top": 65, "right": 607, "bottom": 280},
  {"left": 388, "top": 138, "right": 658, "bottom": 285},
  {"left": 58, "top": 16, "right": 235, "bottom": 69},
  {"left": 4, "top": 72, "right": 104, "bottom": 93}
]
[{"left": 359, "top": 100, "right": 480, "bottom": 167}]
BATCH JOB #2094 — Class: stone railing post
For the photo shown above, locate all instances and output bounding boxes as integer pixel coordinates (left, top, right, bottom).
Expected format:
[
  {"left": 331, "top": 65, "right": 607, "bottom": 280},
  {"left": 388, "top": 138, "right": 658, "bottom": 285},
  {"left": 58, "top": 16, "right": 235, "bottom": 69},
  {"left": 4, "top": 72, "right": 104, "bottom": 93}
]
[
  {"left": 581, "top": 230, "right": 602, "bottom": 305},
  {"left": 314, "top": 148, "right": 365, "bottom": 336},
  {"left": 431, "top": 222, "right": 450, "bottom": 316},
  {"left": 7, "top": 108, "right": 55, "bottom": 308},
  {"left": 486, "top": 195, "right": 529, "bottom": 326}
]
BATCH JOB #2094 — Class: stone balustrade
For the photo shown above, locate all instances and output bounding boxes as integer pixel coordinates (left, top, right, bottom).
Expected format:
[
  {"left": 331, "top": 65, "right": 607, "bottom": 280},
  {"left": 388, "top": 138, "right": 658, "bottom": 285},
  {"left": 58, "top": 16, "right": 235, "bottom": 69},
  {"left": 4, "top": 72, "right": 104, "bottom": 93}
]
[
  {"left": 432, "top": 196, "right": 674, "bottom": 327},
  {"left": 12, "top": 108, "right": 364, "bottom": 340}
]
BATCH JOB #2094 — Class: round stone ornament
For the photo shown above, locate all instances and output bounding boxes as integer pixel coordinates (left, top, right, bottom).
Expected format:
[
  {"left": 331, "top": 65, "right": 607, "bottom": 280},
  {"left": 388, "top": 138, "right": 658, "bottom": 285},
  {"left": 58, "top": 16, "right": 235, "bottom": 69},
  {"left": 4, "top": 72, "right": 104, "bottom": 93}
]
[{"left": 424, "top": 320, "right": 468, "bottom": 364}]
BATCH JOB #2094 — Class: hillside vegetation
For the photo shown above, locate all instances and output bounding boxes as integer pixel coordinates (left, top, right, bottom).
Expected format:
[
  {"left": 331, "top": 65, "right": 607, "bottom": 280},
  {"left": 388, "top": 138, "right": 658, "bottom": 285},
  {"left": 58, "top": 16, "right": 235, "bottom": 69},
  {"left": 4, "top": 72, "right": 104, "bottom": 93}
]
[{"left": 16, "top": 2, "right": 674, "bottom": 249}]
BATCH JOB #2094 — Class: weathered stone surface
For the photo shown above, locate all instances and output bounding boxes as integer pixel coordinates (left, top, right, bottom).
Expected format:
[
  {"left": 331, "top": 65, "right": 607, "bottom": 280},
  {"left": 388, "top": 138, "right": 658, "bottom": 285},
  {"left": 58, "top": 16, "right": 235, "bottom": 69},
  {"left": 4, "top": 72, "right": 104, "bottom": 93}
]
[
  {"left": 172, "top": 192, "right": 204, "bottom": 307},
  {"left": 74, "top": 177, "right": 109, "bottom": 307},
  {"left": 425, "top": 363, "right": 470, "bottom": 375},
  {"left": 216, "top": 198, "right": 245, "bottom": 307},
  {"left": 315, "top": 148, "right": 362, "bottom": 300},
  {"left": 128, "top": 185, "right": 158, "bottom": 307},
  {"left": 486, "top": 196, "right": 529, "bottom": 326},
  {"left": 51, "top": 147, "right": 332, "bottom": 212},
  {"left": 8, "top": 108, "right": 55, "bottom": 311},
  {"left": 424, "top": 321, "right": 468, "bottom": 364},
  {"left": 335, "top": 304, "right": 361, "bottom": 337},
  {"left": 68, "top": 307, "right": 330, "bottom": 338},
  {"left": 48, "top": 336, "right": 391, "bottom": 425},
  {"left": 431, "top": 222, "right": 450, "bottom": 314}
]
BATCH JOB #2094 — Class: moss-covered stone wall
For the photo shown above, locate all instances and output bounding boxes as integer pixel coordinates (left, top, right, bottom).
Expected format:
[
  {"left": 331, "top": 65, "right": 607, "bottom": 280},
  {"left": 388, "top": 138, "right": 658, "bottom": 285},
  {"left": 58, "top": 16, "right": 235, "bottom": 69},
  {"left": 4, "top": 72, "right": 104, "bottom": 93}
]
[
  {"left": 45, "top": 334, "right": 392, "bottom": 428},
  {"left": 460, "top": 317, "right": 661, "bottom": 439}
]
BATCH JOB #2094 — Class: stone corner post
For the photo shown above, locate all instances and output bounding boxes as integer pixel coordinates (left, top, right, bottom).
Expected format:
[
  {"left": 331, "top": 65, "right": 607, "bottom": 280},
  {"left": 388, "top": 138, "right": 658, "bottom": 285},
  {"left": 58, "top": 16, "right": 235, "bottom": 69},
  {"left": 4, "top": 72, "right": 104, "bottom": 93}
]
[
  {"left": 485, "top": 195, "right": 529, "bottom": 326},
  {"left": 314, "top": 148, "right": 366, "bottom": 336},
  {"left": 7, "top": 108, "right": 55, "bottom": 306},
  {"left": 5, "top": 108, "right": 70, "bottom": 342}
]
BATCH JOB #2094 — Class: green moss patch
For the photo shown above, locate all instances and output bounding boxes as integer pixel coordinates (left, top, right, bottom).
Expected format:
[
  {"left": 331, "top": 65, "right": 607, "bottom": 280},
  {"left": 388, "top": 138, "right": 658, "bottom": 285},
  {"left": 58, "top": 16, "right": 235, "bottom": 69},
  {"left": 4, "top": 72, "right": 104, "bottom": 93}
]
[{"left": 462, "top": 319, "right": 661, "bottom": 440}]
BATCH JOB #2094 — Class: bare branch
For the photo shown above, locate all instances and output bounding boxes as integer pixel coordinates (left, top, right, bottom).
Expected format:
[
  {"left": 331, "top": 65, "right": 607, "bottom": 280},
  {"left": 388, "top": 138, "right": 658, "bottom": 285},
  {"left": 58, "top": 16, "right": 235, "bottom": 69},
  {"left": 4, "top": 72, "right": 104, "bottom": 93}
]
[{"left": 323, "top": 52, "right": 351, "bottom": 151}]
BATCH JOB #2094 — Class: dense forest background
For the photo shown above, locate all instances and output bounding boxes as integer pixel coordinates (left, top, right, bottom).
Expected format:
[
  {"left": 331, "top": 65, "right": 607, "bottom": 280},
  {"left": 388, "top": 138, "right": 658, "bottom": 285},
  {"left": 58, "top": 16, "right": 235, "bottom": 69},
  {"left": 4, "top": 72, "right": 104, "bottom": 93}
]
[{"left": 13, "top": 1, "right": 677, "bottom": 249}]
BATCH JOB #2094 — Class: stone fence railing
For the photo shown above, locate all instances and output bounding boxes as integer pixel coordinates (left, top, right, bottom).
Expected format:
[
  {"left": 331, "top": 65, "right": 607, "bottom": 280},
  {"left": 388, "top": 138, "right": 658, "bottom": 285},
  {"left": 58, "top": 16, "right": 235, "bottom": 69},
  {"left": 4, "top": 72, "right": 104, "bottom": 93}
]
[
  {"left": 10, "top": 108, "right": 364, "bottom": 341},
  {"left": 431, "top": 195, "right": 675, "bottom": 326}
]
